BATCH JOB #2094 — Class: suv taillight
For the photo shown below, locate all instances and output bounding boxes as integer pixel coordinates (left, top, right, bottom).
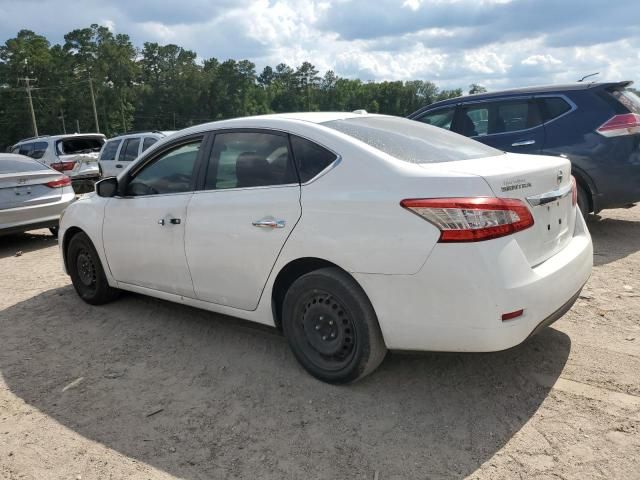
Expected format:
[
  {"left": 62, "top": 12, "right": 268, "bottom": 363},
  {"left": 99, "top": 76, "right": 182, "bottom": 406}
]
[
  {"left": 400, "top": 197, "right": 534, "bottom": 242},
  {"left": 596, "top": 113, "right": 640, "bottom": 137},
  {"left": 46, "top": 176, "right": 71, "bottom": 188},
  {"left": 50, "top": 161, "right": 76, "bottom": 172}
]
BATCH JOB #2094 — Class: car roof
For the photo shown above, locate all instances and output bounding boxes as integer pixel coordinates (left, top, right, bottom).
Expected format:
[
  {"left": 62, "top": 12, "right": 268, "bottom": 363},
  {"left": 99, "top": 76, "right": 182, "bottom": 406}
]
[
  {"left": 414, "top": 80, "right": 634, "bottom": 112},
  {"left": 13, "top": 133, "right": 105, "bottom": 146},
  {"left": 107, "top": 130, "right": 174, "bottom": 141}
]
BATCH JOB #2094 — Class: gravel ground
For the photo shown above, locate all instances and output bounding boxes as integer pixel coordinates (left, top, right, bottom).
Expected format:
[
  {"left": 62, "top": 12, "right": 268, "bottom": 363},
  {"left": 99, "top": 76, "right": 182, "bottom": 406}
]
[{"left": 0, "top": 206, "right": 639, "bottom": 480}]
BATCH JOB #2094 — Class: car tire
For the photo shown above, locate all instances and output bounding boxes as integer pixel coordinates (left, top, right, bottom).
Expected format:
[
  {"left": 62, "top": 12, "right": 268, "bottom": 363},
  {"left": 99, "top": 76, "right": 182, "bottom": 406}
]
[
  {"left": 577, "top": 184, "right": 590, "bottom": 218},
  {"left": 67, "top": 232, "right": 120, "bottom": 305},
  {"left": 282, "top": 267, "right": 387, "bottom": 384},
  {"left": 49, "top": 226, "right": 59, "bottom": 238}
]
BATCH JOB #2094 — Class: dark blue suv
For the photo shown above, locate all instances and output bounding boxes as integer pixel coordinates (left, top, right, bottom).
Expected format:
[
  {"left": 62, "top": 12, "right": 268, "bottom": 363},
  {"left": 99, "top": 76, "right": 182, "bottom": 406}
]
[{"left": 408, "top": 81, "right": 640, "bottom": 216}]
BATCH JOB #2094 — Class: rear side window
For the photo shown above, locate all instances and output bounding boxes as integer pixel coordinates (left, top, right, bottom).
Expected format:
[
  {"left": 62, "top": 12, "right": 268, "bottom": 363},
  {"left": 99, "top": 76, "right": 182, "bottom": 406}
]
[
  {"left": 461, "top": 99, "right": 542, "bottom": 136},
  {"left": 142, "top": 137, "right": 158, "bottom": 151},
  {"left": 100, "top": 139, "right": 122, "bottom": 161},
  {"left": 323, "top": 116, "right": 501, "bottom": 164},
  {"left": 415, "top": 107, "right": 456, "bottom": 131},
  {"left": 205, "top": 132, "right": 296, "bottom": 189},
  {"left": 30, "top": 141, "right": 48, "bottom": 159},
  {"left": 0, "top": 156, "right": 49, "bottom": 173},
  {"left": 18, "top": 143, "right": 34, "bottom": 156},
  {"left": 540, "top": 97, "right": 572, "bottom": 122},
  {"left": 290, "top": 135, "right": 337, "bottom": 182},
  {"left": 611, "top": 89, "right": 640, "bottom": 114},
  {"left": 120, "top": 138, "right": 141, "bottom": 162}
]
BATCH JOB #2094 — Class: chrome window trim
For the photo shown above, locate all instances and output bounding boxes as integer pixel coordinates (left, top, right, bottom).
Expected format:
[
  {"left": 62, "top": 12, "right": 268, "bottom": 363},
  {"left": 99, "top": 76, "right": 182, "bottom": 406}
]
[
  {"left": 526, "top": 182, "right": 573, "bottom": 207},
  {"left": 457, "top": 94, "right": 577, "bottom": 139}
]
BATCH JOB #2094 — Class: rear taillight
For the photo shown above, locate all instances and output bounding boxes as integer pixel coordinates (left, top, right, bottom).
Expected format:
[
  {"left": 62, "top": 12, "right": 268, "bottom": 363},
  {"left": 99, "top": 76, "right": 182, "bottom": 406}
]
[
  {"left": 571, "top": 175, "right": 577, "bottom": 206},
  {"left": 596, "top": 113, "right": 640, "bottom": 137},
  {"left": 50, "top": 161, "right": 76, "bottom": 172},
  {"left": 46, "top": 176, "right": 71, "bottom": 188},
  {"left": 400, "top": 197, "right": 534, "bottom": 242}
]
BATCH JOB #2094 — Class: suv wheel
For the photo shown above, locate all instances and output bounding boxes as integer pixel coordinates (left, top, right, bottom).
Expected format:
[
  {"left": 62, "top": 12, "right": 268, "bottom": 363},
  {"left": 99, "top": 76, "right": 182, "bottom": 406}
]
[{"left": 577, "top": 184, "right": 590, "bottom": 217}]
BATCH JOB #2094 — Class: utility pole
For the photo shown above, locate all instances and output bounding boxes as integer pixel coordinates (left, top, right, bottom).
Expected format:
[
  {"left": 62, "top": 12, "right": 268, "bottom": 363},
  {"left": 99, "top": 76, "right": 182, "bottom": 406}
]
[
  {"left": 120, "top": 102, "right": 127, "bottom": 132},
  {"left": 88, "top": 76, "right": 100, "bottom": 132},
  {"left": 173, "top": 112, "right": 176, "bottom": 129},
  {"left": 20, "top": 77, "right": 38, "bottom": 137},
  {"left": 75, "top": 119, "right": 80, "bottom": 133},
  {"left": 59, "top": 109, "right": 67, "bottom": 134}
]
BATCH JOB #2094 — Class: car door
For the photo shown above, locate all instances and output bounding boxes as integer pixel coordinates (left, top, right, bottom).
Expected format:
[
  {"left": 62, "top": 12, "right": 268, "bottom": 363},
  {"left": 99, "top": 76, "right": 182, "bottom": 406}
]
[
  {"left": 459, "top": 98, "right": 544, "bottom": 154},
  {"left": 185, "top": 130, "right": 302, "bottom": 310},
  {"left": 102, "top": 135, "right": 206, "bottom": 297},
  {"left": 98, "top": 139, "right": 123, "bottom": 177}
]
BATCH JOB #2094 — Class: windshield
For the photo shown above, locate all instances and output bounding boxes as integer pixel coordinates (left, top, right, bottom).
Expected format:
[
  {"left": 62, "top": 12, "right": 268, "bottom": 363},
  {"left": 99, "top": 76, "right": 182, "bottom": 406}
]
[{"left": 322, "top": 115, "right": 503, "bottom": 164}]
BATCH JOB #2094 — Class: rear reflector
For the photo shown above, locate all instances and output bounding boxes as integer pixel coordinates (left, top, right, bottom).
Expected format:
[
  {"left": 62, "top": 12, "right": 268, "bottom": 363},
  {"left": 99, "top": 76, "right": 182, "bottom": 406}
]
[
  {"left": 502, "top": 309, "right": 524, "bottom": 321},
  {"left": 596, "top": 113, "right": 640, "bottom": 137},
  {"left": 50, "top": 161, "right": 76, "bottom": 172},
  {"left": 46, "top": 176, "right": 71, "bottom": 188},
  {"left": 400, "top": 197, "right": 534, "bottom": 242}
]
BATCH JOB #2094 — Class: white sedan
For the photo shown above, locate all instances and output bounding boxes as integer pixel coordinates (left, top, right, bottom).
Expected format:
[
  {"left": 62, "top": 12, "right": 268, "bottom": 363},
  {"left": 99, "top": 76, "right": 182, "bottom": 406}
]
[{"left": 59, "top": 112, "right": 592, "bottom": 383}]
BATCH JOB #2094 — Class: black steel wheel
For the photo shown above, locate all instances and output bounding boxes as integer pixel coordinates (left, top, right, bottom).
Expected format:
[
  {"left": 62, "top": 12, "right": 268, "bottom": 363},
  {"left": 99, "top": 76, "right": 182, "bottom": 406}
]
[
  {"left": 282, "top": 267, "right": 386, "bottom": 384},
  {"left": 67, "top": 232, "right": 120, "bottom": 305}
]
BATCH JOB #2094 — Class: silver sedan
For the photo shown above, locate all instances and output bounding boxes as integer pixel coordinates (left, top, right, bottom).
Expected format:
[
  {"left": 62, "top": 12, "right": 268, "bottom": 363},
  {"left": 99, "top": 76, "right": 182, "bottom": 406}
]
[{"left": 0, "top": 153, "right": 75, "bottom": 237}]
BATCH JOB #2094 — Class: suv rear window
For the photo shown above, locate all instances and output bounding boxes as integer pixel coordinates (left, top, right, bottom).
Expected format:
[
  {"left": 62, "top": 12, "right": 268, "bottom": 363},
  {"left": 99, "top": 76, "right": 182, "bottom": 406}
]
[
  {"left": 611, "top": 89, "right": 640, "bottom": 114},
  {"left": 323, "top": 116, "right": 501, "bottom": 164},
  {"left": 56, "top": 137, "right": 104, "bottom": 155}
]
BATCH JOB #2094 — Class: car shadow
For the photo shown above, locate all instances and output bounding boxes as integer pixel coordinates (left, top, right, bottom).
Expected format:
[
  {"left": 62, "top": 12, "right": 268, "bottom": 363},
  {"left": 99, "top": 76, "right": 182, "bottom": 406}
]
[
  {"left": 587, "top": 215, "right": 640, "bottom": 266},
  {"left": 0, "top": 286, "right": 571, "bottom": 479},
  {"left": 0, "top": 229, "right": 58, "bottom": 259}
]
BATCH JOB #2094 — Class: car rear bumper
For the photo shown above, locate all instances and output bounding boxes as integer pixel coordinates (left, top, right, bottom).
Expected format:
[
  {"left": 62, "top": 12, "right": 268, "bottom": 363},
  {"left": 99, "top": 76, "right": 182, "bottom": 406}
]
[
  {"left": 0, "top": 191, "right": 75, "bottom": 235},
  {"left": 354, "top": 208, "right": 593, "bottom": 352}
]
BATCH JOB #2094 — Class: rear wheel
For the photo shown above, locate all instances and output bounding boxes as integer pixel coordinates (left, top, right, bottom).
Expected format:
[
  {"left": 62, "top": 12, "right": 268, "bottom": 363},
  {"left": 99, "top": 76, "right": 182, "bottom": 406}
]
[
  {"left": 282, "top": 267, "right": 386, "bottom": 384},
  {"left": 577, "top": 184, "right": 590, "bottom": 217},
  {"left": 67, "top": 232, "right": 120, "bottom": 305}
]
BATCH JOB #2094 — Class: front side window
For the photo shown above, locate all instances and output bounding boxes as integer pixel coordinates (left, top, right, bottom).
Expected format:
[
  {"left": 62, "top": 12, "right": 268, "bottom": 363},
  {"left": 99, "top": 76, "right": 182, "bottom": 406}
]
[
  {"left": 100, "top": 139, "right": 122, "bottom": 161},
  {"left": 120, "top": 138, "right": 141, "bottom": 162},
  {"left": 323, "top": 116, "right": 501, "bottom": 164},
  {"left": 205, "top": 132, "right": 296, "bottom": 190},
  {"left": 415, "top": 107, "right": 456, "bottom": 131},
  {"left": 290, "top": 135, "right": 336, "bottom": 182},
  {"left": 126, "top": 140, "right": 201, "bottom": 196}
]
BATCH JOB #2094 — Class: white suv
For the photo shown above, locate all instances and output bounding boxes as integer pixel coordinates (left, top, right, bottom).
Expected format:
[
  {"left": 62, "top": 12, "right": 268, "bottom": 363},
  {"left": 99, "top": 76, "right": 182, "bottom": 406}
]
[
  {"left": 11, "top": 133, "right": 106, "bottom": 193},
  {"left": 98, "top": 131, "right": 174, "bottom": 177}
]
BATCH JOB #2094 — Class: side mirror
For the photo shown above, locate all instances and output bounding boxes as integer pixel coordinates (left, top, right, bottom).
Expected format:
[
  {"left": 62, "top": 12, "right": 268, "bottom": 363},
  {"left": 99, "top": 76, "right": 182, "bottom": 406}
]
[{"left": 95, "top": 177, "right": 119, "bottom": 197}]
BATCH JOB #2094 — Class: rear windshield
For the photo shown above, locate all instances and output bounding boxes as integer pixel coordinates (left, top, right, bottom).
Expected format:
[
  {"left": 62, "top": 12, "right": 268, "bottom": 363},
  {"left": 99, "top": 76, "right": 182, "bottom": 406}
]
[
  {"left": 322, "top": 116, "right": 502, "bottom": 163},
  {"left": 0, "top": 156, "right": 50, "bottom": 174},
  {"left": 611, "top": 89, "right": 640, "bottom": 114},
  {"left": 56, "top": 137, "right": 104, "bottom": 155}
]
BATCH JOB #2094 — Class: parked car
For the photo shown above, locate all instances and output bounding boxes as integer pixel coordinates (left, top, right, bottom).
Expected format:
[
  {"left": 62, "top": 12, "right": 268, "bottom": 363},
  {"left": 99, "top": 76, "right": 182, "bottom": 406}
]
[
  {"left": 0, "top": 153, "right": 75, "bottom": 236},
  {"left": 59, "top": 113, "right": 592, "bottom": 383},
  {"left": 408, "top": 81, "right": 640, "bottom": 216},
  {"left": 11, "top": 133, "right": 105, "bottom": 193},
  {"left": 98, "top": 131, "right": 174, "bottom": 177}
]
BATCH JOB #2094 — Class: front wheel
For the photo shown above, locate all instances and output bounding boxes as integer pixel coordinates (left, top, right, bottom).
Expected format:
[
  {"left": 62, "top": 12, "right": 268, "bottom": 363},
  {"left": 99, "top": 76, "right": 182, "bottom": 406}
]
[
  {"left": 67, "top": 232, "right": 120, "bottom": 305},
  {"left": 282, "top": 267, "right": 387, "bottom": 384}
]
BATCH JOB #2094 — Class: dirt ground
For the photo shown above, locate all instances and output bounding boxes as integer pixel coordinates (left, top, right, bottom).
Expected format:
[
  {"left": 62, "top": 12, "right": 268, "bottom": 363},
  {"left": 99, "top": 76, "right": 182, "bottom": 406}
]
[{"left": 0, "top": 206, "right": 639, "bottom": 480}]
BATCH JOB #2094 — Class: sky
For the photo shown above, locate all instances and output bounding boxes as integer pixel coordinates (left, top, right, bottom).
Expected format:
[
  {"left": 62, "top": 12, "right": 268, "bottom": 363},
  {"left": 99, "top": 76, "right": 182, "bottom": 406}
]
[{"left": 0, "top": 0, "right": 638, "bottom": 91}]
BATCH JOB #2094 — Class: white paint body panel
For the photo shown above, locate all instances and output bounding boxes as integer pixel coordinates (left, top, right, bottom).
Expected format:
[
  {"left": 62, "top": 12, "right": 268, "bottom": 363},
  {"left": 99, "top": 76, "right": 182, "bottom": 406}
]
[{"left": 59, "top": 113, "right": 593, "bottom": 352}]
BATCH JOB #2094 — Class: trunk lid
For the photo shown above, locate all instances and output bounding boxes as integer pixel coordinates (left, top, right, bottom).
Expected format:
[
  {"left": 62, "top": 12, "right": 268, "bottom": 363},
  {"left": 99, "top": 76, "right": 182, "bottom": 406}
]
[
  {"left": 421, "top": 153, "right": 575, "bottom": 266},
  {"left": 0, "top": 171, "right": 64, "bottom": 210}
]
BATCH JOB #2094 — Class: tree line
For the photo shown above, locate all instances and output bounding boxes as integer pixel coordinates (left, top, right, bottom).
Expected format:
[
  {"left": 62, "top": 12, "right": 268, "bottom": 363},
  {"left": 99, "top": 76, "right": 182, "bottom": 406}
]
[{"left": 0, "top": 24, "right": 482, "bottom": 150}]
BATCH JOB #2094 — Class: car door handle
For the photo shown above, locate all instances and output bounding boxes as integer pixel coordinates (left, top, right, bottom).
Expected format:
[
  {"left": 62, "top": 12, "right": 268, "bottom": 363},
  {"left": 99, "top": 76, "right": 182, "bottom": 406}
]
[
  {"left": 252, "top": 218, "right": 286, "bottom": 229},
  {"left": 158, "top": 218, "right": 181, "bottom": 226},
  {"left": 511, "top": 139, "right": 536, "bottom": 147},
  {"left": 116, "top": 164, "right": 123, "bottom": 168}
]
